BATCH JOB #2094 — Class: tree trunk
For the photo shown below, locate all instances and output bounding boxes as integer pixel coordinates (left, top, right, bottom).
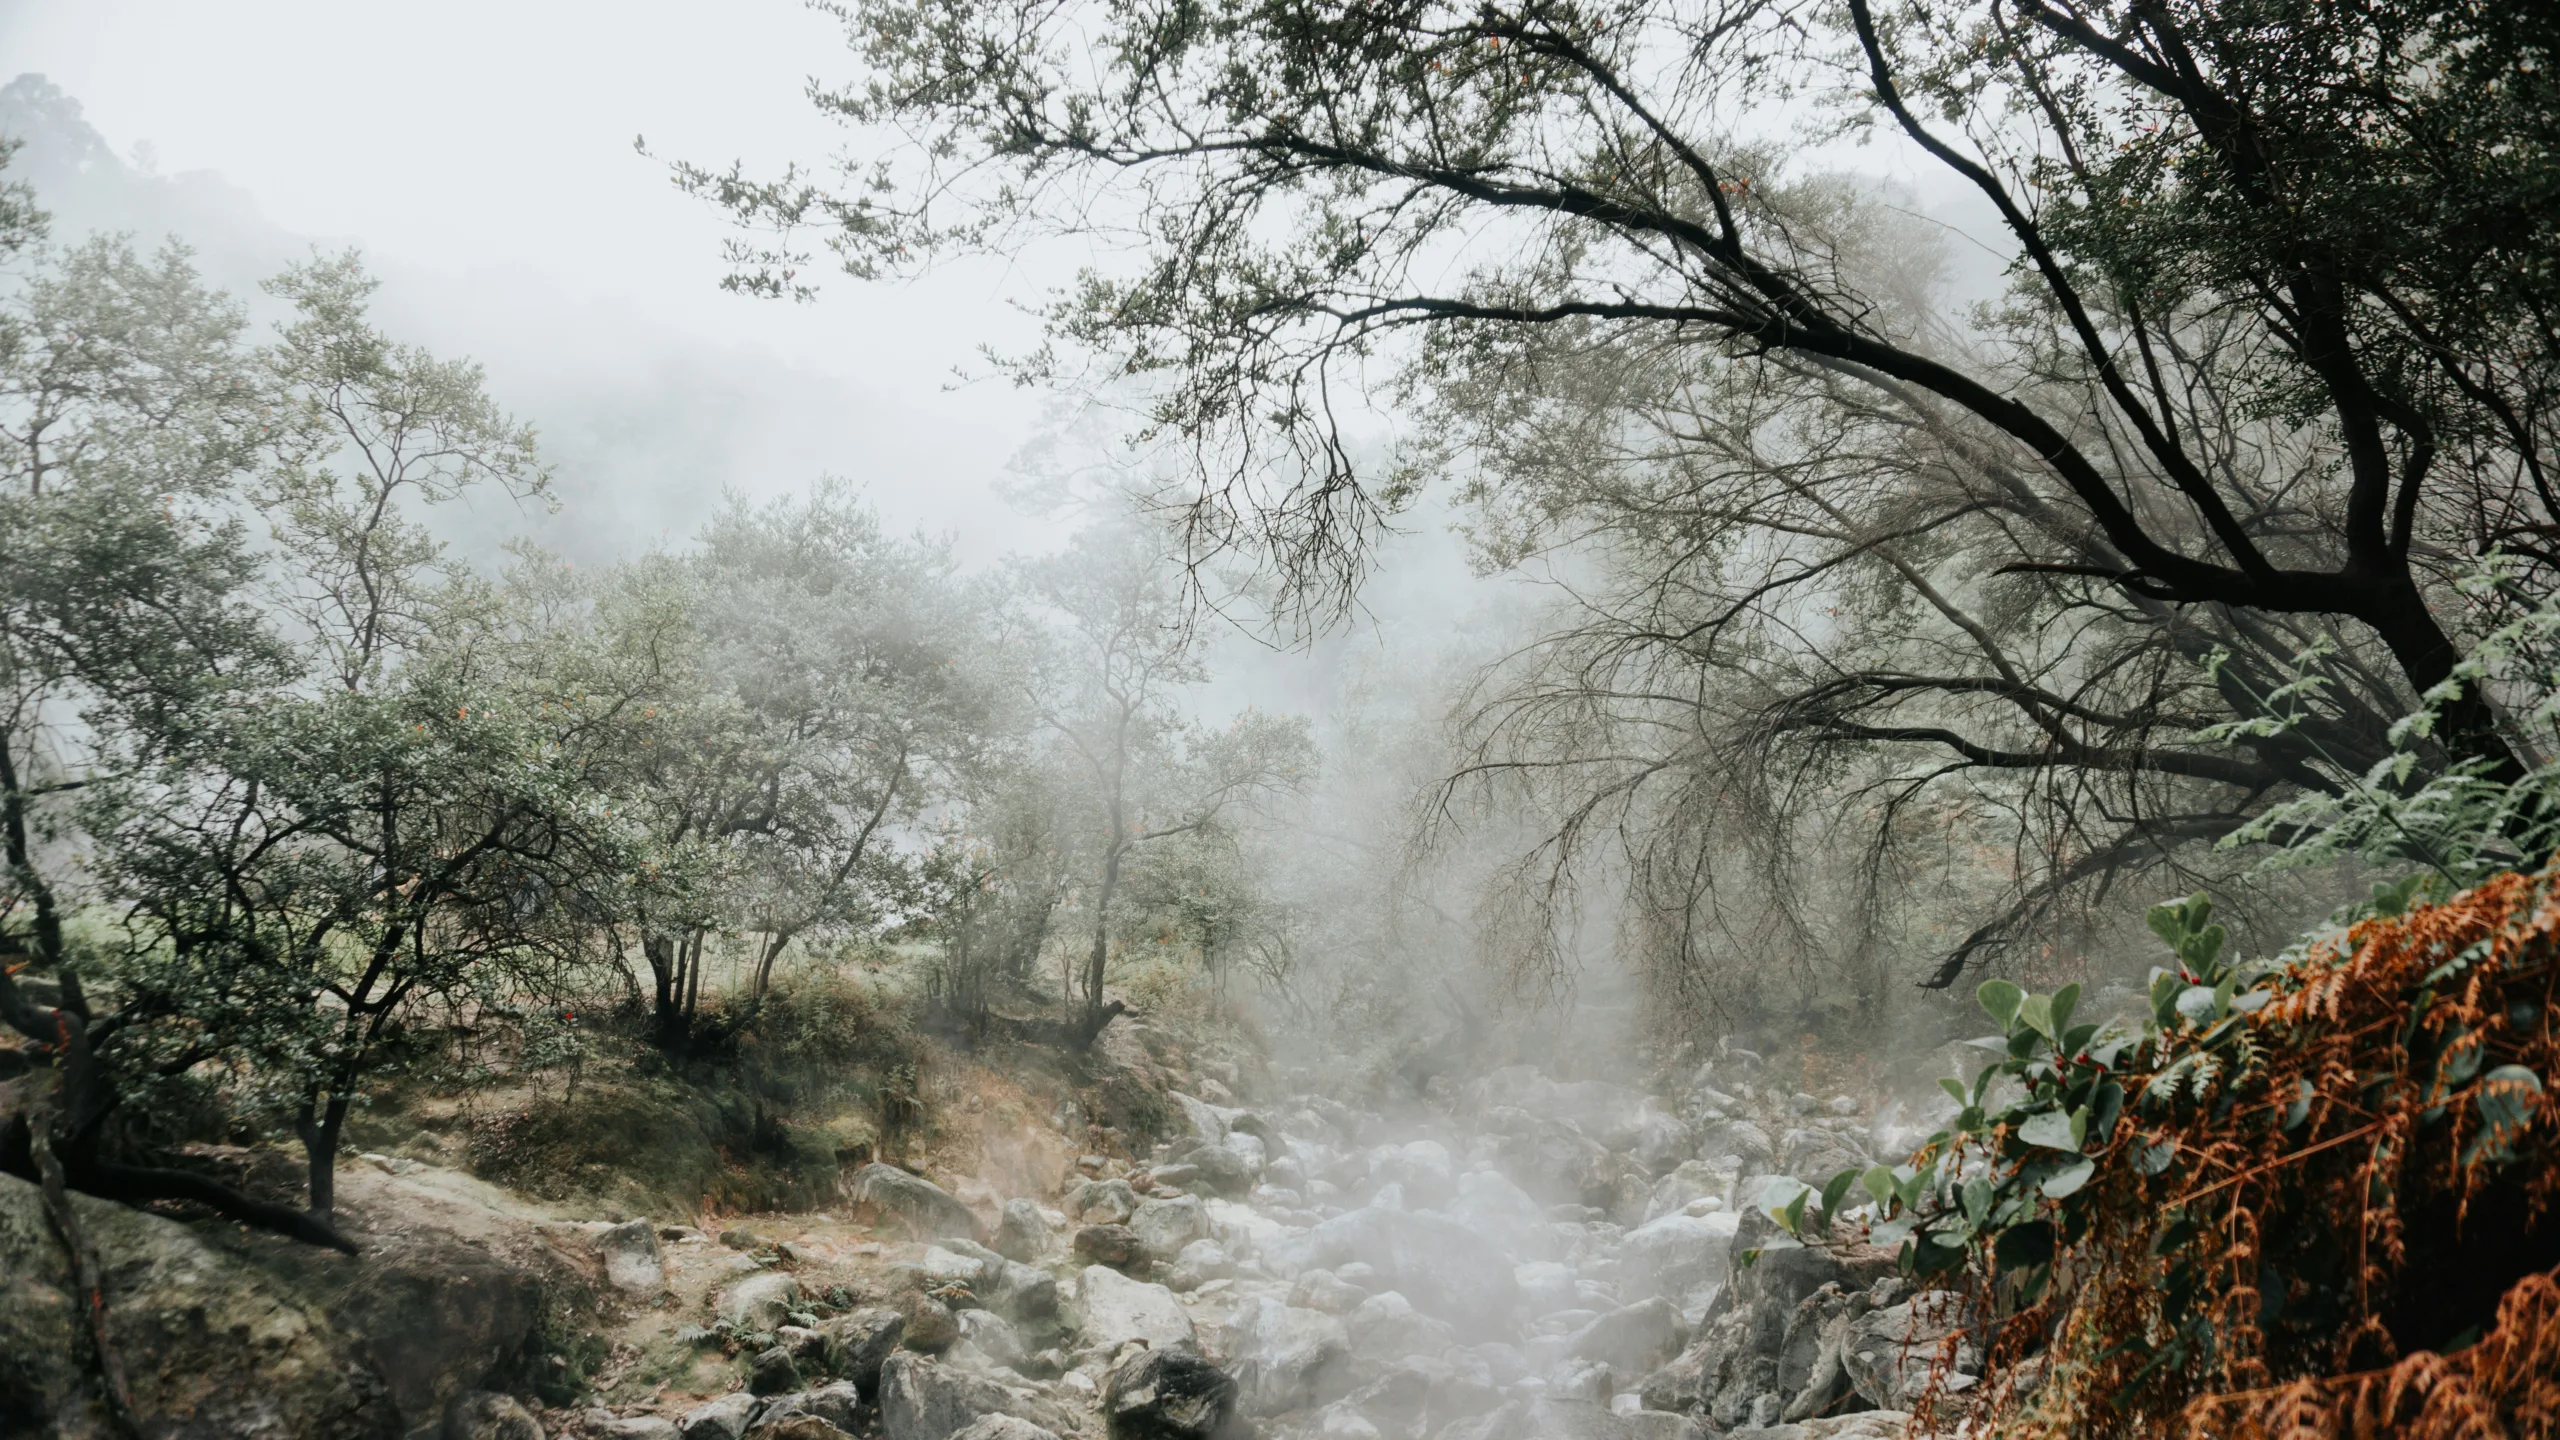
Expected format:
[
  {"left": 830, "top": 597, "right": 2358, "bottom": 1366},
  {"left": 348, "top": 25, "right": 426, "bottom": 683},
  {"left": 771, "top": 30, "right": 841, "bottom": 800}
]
[
  {"left": 1078, "top": 844, "right": 1127, "bottom": 1046},
  {"left": 294, "top": 1092, "right": 350, "bottom": 1220}
]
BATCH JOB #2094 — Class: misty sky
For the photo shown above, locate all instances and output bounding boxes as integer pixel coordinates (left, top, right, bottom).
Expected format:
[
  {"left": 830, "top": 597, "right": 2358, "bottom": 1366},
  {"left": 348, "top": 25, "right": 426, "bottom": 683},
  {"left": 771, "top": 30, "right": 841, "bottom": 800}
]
[
  {"left": 0, "top": 0, "right": 1077, "bottom": 559},
  {"left": 0, "top": 0, "right": 2002, "bottom": 722}
]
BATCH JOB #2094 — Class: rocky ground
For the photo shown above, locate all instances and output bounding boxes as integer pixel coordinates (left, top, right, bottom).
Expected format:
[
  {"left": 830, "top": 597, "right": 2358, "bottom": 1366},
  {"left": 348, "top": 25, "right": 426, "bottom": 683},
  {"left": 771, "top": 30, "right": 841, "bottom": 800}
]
[{"left": 3, "top": 1038, "right": 1983, "bottom": 1440}]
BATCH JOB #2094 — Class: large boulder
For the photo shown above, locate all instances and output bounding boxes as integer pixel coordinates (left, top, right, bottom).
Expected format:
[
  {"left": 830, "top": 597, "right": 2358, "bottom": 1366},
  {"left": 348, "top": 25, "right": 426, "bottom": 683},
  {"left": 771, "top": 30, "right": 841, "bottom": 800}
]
[
  {"left": 878, "top": 1353, "right": 1016, "bottom": 1440},
  {"left": 851, "top": 1165, "right": 984, "bottom": 1242},
  {"left": 595, "top": 1219, "right": 669, "bottom": 1297},
  {"left": 1129, "top": 1195, "right": 1210, "bottom": 1260},
  {"left": 0, "top": 1172, "right": 544, "bottom": 1440},
  {"left": 1102, "top": 1344, "right": 1239, "bottom": 1440},
  {"left": 1617, "top": 1212, "right": 1738, "bottom": 1315},
  {"left": 983, "top": 1258, "right": 1061, "bottom": 1321},
  {"left": 1568, "top": 1298, "right": 1685, "bottom": 1376},
  {"left": 820, "top": 1307, "right": 906, "bottom": 1391},
  {"left": 1074, "top": 1265, "right": 1196, "bottom": 1351},
  {"left": 1075, "top": 1224, "right": 1146, "bottom": 1269},
  {"left": 994, "top": 1200, "right": 1051, "bottom": 1262},
  {"left": 1232, "top": 1298, "right": 1354, "bottom": 1414},
  {"left": 1449, "top": 1171, "right": 1552, "bottom": 1260},
  {"left": 1842, "top": 1294, "right": 1972, "bottom": 1411},
  {"left": 1070, "top": 1180, "right": 1140, "bottom": 1227}
]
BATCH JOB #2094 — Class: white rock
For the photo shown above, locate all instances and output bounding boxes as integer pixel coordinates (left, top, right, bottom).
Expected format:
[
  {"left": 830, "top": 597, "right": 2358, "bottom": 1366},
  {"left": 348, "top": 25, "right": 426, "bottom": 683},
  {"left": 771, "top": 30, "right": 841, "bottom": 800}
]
[{"left": 1072, "top": 1264, "right": 1195, "bottom": 1351}]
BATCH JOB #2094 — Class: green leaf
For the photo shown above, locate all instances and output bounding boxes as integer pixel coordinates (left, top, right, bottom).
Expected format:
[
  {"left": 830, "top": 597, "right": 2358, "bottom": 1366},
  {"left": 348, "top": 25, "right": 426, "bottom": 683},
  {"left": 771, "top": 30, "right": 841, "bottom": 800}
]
[
  {"left": 2174, "top": 985, "right": 2221, "bottom": 1026},
  {"left": 1821, "top": 1168, "right": 1862, "bottom": 1219},
  {"left": 1961, "top": 1178, "right": 1993, "bottom": 1223},
  {"left": 1939, "top": 1077, "right": 1970, "bottom": 1105},
  {"left": 1978, "top": 978, "right": 2024, "bottom": 1029},
  {"left": 2041, "top": 1156, "right": 2097, "bottom": 1199},
  {"left": 2050, "top": 983, "right": 2081, "bottom": 1040},
  {"left": 1781, "top": 1188, "right": 1810, "bottom": 1237},
  {"left": 2018, "top": 992, "right": 2057, "bottom": 1041},
  {"left": 1861, "top": 1165, "right": 1898, "bottom": 1213},
  {"left": 2017, "top": 1109, "right": 2081, "bottom": 1151}
]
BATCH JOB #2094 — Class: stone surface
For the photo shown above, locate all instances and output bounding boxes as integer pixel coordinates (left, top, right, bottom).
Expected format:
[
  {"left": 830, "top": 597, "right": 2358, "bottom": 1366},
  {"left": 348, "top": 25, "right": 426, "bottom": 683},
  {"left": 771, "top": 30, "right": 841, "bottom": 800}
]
[
  {"left": 589, "top": 1416, "right": 683, "bottom": 1440},
  {"left": 1345, "top": 1289, "right": 1457, "bottom": 1361},
  {"left": 821, "top": 1307, "right": 906, "bottom": 1390},
  {"left": 1617, "top": 1212, "right": 1737, "bottom": 1312},
  {"left": 1234, "top": 1298, "right": 1354, "bottom": 1414},
  {"left": 595, "top": 1219, "right": 669, "bottom": 1296},
  {"left": 1569, "top": 1297, "right": 1686, "bottom": 1376},
  {"left": 878, "top": 1353, "right": 1016, "bottom": 1440},
  {"left": 948, "top": 1419, "right": 1062, "bottom": 1440},
  {"left": 750, "top": 1345, "right": 802, "bottom": 1395},
  {"left": 1274, "top": 1206, "right": 1519, "bottom": 1340},
  {"left": 906, "top": 1294, "right": 963, "bottom": 1353},
  {"left": 751, "top": 1381, "right": 862, "bottom": 1434},
  {"left": 443, "top": 1390, "right": 545, "bottom": 1440},
  {"left": 744, "top": 1418, "right": 856, "bottom": 1440},
  {"left": 1075, "top": 1223, "right": 1146, "bottom": 1268},
  {"left": 994, "top": 1199, "right": 1051, "bottom": 1262},
  {"left": 1129, "top": 1194, "right": 1209, "bottom": 1260},
  {"left": 679, "top": 1392, "right": 761, "bottom": 1440},
  {"left": 1102, "top": 1344, "right": 1239, "bottom": 1440},
  {"left": 1075, "top": 1265, "right": 1197, "bottom": 1351},
  {"left": 850, "top": 1164, "right": 984, "bottom": 1242},
  {"left": 0, "top": 1172, "right": 544, "bottom": 1440},
  {"left": 719, "top": 1271, "right": 804, "bottom": 1332}
]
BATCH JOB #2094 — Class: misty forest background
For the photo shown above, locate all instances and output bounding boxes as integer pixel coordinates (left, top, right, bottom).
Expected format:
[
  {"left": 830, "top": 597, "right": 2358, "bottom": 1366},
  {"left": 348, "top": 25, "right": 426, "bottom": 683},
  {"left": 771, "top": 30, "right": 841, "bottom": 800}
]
[{"left": 5, "top": 0, "right": 2560, "bottom": 1428}]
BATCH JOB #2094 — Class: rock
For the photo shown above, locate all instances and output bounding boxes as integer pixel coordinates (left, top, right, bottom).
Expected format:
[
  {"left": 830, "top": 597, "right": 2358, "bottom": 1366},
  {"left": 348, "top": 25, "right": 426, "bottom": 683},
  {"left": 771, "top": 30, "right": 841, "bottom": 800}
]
[
  {"left": 984, "top": 1258, "right": 1062, "bottom": 1320},
  {"left": 1570, "top": 1298, "right": 1685, "bottom": 1376},
  {"left": 1130, "top": 1194, "right": 1210, "bottom": 1259},
  {"left": 1628, "top": 1109, "right": 1694, "bottom": 1176},
  {"left": 1451, "top": 1170, "right": 1553, "bottom": 1259},
  {"left": 1345, "top": 1290, "right": 1457, "bottom": 1361},
  {"left": 596, "top": 1219, "right": 670, "bottom": 1296},
  {"left": 1183, "top": 1141, "right": 1256, "bottom": 1196},
  {"left": 1643, "top": 1161, "right": 1732, "bottom": 1224},
  {"left": 879, "top": 1353, "right": 1017, "bottom": 1440},
  {"left": 1102, "top": 1344, "right": 1240, "bottom": 1440},
  {"left": 851, "top": 1164, "right": 984, "bottom": 1242},
  {"left": 590, "top": 1416, "right": 684, "bottom": 1440},
  {"left": 1843, "top": 1295, "right": 1971, "bottom": 1410},
  {"left": 1273, "top": 1206, "right": 1519, "bottom": 1340},
  {"left": 1076, "top": 1223, "right": 1147, "bottom": 1268},
  {"left": 906, "top": 1293, "right": 964, "bottom": 1353},
  {"left": 1620, "top": 1412, "right": 1703, "bottom": 1440},
  {"left": 1826, "top": 1096, "right": 1861, "bottom": 1117},
  {"left": 746, "top": 1418, "right": 856, "bottom": 1440},
  {"left": 1146, "top": 1164, "right": 1203, "bottom": 1191},
  {"left": 995, "top": 1199, "right": 1052, "bottom": 1261},
  {"left": 0, "top": 1173, "right": 538, "bottom": 1440},
  {"left": 1166, "top": 1239, "right": 1232, "bottom": 1292},
  {"left": 1617, "top": 1212, "right": 1737, "bottom": 1312},
  {"left": 1072, "top": 1179, "right": 1141, "bottom": 1226},
  {"left": 444, "top": 1391, "right": 545, "bottom": 1440},
  {"left": 751, "top": 1345, "right": 802, "bottom": 1394},
  {"left": 720, "top": 1271, "right": 805, "bottom": 1331},
  {"left": 820, "top": 1306, "right": 907, "bottom": 1390},
  {"left": 1234, "top": 1298, "right": 1354, "bottom": 1414},
  {"left": 948, "top": 1419, "right": 1063, "bottom": 1440},
  {"left": 1075, "top": 1265, "right": 1197, "bottom": 1350},
  {"left": 1694, "top": 1119, "right": 1774, "bottom": 1175},
  {"left": 754, "top": 1381, "right": 863, "bottom": 1433},
  {"left": 1289, "top": 1268, "right": 1369, "bottom": 1315},
  {"left": 1516, "top": 1260, "right": 1580, "bottom": 1317},
  {"left": 958, "top": 1308, "right": 1028, "bottom": 1370},
  {"left": 1173, "top": 1092, "right": 1232, "bottom": 1142},
  {"left": 680, "top": 1392, "right": 761, "bottom": 1440},
  {"left": 923, "top": 1244, "right": 992, "bottom": 1288}
]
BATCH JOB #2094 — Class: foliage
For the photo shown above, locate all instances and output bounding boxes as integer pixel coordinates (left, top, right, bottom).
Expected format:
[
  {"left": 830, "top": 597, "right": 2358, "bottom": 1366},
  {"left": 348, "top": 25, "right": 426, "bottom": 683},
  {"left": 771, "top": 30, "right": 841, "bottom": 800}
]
[
  {"left": 689, "top": 0, "right": 2560, "bottom": 995},
  {"left": 1777, "top": 876, "right": 2560, "bottom": 1438}
]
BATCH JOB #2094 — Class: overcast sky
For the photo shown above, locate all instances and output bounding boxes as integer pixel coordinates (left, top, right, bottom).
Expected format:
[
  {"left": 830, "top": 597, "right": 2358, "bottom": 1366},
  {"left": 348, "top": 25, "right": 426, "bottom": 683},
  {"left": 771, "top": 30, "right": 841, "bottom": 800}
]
[{"left": 0, "top": 0, "right": 1082, "bottom": 560}]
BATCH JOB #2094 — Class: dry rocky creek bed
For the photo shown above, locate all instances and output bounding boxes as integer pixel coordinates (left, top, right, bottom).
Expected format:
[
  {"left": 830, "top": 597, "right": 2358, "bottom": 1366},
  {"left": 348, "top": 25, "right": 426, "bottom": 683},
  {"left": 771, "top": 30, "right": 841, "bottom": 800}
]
[{"left": 2, "top": 1053, "right": 1980, "bottom": 1440}]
